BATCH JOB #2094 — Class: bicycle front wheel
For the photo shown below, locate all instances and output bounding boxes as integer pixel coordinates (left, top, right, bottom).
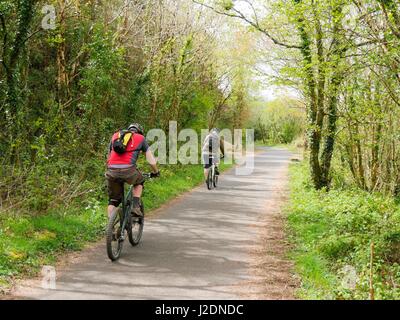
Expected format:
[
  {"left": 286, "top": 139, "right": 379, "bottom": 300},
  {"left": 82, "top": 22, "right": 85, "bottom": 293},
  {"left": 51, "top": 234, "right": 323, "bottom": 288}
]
[
  {"left": 213, "top": 170, "right": 218, "bottom": 188},
  {"left": 106, "top": 207, "right": 124, "bottom": 261},
  {"left": 128, "top": 200, "right": 144, "bottom": 246},
  {"left": 207, "top": 168, "right": 213, "bottom": 190}
]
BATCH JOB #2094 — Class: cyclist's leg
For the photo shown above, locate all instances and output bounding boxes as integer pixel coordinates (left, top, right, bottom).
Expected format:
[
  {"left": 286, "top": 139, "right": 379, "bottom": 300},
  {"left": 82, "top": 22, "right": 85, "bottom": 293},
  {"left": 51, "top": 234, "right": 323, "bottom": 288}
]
[
  {"left": 213, "top": 155, "right": 220, "bottom": 175},
  {"left": 133, "top": 185, "right": 143, "bottom": 197},
  {"left": 203, "top": 168, "right": 209, "bottom": 180},
  {"left": 203, "top": 153, "right": 211, "bottom": 180},
  {"left": 105, "top": 169, "right": 123, "bottom": 218},
  {"left": 125, "top": 168, "right": 145, "bottom": 216}
]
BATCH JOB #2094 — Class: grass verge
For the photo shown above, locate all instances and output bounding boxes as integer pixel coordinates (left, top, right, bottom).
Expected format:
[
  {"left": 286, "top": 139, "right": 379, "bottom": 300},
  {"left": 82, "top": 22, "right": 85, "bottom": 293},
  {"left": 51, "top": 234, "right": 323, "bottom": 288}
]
[
  {"left": 286, "top": 161, "right": 400, "bottom": 300},
  {"left": 0, "top": 162, "right": 233, "bottom": 294}
]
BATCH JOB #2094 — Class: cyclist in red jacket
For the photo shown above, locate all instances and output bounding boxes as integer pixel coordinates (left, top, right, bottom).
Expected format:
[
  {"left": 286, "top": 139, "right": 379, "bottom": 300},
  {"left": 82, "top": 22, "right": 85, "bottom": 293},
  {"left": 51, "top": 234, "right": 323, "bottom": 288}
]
[{"left": 106, "top": 123, "right": 159, "bottom": 218}]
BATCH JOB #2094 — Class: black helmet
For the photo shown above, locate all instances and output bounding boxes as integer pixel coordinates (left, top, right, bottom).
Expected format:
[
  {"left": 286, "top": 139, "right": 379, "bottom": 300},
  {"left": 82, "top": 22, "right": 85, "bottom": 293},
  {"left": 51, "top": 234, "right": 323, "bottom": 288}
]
[{"left": 128, "top": 123, "right": 144, "bottom": 135}]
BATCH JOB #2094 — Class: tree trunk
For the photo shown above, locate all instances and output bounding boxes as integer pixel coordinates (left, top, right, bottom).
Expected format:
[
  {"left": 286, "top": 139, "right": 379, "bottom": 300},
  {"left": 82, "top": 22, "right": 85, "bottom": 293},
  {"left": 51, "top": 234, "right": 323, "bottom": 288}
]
[
  {"left": 4, "top": 0, "right": 36, "bottom": 163},
  {"left": 294, "top": 0, "right": 323, "bottom": 188},
  {"left": 320, "top": 71, "right": 343, "bottom": 187},
  {"left": 319, "top": 5, "right": 345, "bottom": 189}
]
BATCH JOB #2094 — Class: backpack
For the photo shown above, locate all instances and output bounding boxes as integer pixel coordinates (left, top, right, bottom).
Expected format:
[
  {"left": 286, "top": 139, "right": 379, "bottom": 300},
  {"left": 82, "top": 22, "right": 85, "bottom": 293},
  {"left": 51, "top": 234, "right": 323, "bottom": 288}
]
[
  {"left": 208, "top": 134, "right": 218, "bottom": 152},
  {"left": 208, "top": 136, "right": 213, "bottom": 151},
  {"left": 112, "top": 130, "right": 133, "bottom": 154}
]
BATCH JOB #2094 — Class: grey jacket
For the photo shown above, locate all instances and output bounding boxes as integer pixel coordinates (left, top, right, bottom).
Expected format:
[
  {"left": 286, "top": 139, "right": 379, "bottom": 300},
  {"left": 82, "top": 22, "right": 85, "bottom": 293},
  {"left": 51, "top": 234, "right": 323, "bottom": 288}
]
[{"left": 202, "top": 133, "right": 225, "bottom": 156}]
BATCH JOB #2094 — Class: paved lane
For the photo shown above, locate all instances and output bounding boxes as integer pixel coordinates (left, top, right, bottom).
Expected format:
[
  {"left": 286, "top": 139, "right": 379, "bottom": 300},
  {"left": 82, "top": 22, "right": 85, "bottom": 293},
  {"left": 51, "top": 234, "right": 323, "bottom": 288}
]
[{"left": 13, "top": 147, "right": 292, "bottom": 300}]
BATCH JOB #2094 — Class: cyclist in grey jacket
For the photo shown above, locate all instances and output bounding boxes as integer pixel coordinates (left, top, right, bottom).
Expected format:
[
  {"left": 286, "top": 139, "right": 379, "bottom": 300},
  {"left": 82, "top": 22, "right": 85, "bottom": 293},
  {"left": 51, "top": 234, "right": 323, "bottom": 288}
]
[{"left": 202, "top": 128, "right": 225, "bottom": 180}]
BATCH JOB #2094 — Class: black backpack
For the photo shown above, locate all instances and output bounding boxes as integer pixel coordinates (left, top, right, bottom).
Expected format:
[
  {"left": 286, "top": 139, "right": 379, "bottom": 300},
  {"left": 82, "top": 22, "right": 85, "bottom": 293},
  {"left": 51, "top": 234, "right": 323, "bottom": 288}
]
[
  {"left": 208, "top": 135, "right": 218, "bottom": 152},
  {"left": 112, "top": 130, "right": 133, "bottom": 154},
  {"left": 208, "top": 136, "right": 213, "bottom": 151}
]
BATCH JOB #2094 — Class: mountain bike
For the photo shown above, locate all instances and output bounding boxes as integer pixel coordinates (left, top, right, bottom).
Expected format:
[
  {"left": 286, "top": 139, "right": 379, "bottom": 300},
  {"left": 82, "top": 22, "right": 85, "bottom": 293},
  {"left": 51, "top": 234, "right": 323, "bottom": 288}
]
[
  {"left": 106, "top": 173, "right": 154, "bottom": 261},
  {"left": 206, "top": 155, "right": 219, "bottom": 190}
]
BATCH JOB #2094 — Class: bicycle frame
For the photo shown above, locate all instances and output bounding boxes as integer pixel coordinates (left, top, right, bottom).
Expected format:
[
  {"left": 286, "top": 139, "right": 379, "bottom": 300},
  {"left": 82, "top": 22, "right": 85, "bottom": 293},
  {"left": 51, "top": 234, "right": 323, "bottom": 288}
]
[
  {"left": 119, "top": 184, "right": 134, "bottom": 241},
  {"left": 211, "top": 156, "right": 218, "bottom": 173}
]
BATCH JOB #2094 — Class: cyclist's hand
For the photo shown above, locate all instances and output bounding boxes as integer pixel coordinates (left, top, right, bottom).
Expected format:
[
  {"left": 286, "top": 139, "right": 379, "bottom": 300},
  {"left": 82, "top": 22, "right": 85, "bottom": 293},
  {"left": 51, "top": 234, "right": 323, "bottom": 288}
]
[{"left": 150, "top": 171, "right": 160, "bottom": 178}]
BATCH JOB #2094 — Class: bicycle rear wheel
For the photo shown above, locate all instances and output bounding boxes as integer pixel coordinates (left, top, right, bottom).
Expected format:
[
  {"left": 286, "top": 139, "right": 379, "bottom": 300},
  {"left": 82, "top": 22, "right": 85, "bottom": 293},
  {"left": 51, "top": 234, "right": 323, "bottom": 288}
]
[
  {"left": 128, "top": 200, "right": 144, "bottom": 246},
  {"left": 106, "top": 207, "right": 124, "bottom": 261}
]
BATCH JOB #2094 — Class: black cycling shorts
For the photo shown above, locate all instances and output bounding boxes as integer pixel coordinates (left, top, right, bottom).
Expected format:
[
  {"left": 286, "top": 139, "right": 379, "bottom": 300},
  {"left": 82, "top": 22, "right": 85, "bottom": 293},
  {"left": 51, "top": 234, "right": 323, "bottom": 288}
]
[{"left": 203, "top": 154, "right": 217, "bottom": 169}]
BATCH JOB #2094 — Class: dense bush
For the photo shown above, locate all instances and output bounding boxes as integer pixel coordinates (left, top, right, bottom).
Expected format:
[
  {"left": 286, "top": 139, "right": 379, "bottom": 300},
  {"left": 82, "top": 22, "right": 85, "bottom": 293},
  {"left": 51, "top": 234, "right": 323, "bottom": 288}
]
[
  {"left": 288, "top": 161, "right": 400, "bottom": 300},
  {"left": 250, "top": 98, "right": 305, "bottom": 145}
]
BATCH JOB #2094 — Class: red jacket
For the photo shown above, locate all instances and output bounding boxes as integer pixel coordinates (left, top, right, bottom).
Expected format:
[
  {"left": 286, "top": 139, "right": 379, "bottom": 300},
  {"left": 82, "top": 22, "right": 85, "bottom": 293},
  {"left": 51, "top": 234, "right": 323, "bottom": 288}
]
[{"left": 107, "top": 132, "right": 149, "bottom": 168}]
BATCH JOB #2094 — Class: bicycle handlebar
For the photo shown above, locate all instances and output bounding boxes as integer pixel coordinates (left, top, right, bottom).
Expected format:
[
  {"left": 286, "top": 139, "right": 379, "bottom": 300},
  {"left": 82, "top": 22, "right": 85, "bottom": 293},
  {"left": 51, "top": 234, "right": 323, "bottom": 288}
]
[
  {"left": 209, "top": 155, "right": 224, "bottom": 160},
  {"left": 143, "top": 172, "right": 160, "bottom": 179}
]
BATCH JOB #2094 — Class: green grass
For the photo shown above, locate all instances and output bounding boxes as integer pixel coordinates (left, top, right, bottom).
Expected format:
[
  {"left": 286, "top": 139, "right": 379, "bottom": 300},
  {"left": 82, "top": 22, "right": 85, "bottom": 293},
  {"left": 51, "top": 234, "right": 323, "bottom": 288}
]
[
  {"left": 0, "top": 162, "right": 234, "bottom": 294},
  {"left": 286, "top": 161, "right": 400, "bottom": 300},
  {"left": 0, "top": 207, "right": 106, "bottom": 293}
]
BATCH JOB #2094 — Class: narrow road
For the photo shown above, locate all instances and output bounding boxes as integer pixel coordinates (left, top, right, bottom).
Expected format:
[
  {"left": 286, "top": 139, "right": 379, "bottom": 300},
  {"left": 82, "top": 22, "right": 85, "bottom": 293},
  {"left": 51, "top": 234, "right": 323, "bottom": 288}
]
[{"left": 12, "top": 147, "right": 296, "bottom": 300}]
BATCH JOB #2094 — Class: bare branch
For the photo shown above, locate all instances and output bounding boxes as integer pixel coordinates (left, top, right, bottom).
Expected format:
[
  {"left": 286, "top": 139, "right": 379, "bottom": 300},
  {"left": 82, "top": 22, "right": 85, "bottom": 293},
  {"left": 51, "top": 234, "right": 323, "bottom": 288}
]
[{"left": 192, "top": 0, "right": 302, "bottom": 49}]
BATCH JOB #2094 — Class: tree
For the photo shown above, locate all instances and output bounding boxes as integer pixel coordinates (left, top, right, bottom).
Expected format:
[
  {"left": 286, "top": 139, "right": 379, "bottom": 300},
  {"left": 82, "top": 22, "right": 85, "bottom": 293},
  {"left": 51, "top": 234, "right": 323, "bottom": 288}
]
[{"left": 1, "top": 0, "right": 37, "bottom": 161}]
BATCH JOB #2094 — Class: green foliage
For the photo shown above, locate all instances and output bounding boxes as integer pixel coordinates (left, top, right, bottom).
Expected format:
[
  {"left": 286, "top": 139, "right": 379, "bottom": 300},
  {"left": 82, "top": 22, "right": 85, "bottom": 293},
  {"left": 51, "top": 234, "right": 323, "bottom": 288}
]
[
  {"left": 250, "top": 97, "right": 305, "bottom": 144},
  {"left": 287, "top": 161, "right": 400, "bottom": 299},
  {"left": 79, "top": 24, "right": 127, "bottom": 117},
  {"left": 257, "top": 0, "right": 400, "bottom": 190},
  {"left": 219, "top": 0, "right": 234, "bottom": 11},
  {"left": 0, "top": 0, "right": 237, "bottom": 218}
]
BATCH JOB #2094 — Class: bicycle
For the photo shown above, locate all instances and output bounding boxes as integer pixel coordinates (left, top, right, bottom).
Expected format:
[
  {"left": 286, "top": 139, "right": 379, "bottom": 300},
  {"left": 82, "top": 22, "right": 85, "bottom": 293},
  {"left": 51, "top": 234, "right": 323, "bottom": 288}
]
[
  {"left": 106, "top": 173, "right": 154, "bottom": 261},
  {"left": 206, "top": 155, "right": 220, "bottom": 190}
]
